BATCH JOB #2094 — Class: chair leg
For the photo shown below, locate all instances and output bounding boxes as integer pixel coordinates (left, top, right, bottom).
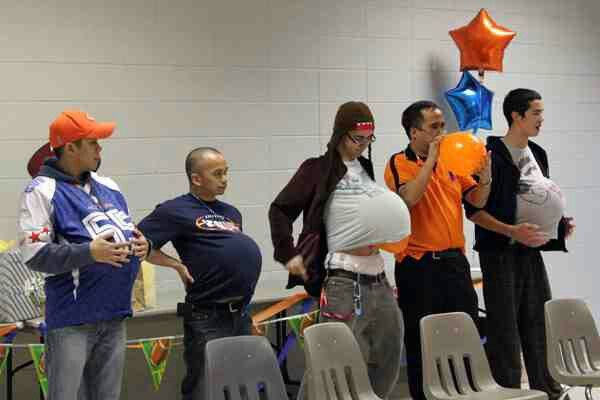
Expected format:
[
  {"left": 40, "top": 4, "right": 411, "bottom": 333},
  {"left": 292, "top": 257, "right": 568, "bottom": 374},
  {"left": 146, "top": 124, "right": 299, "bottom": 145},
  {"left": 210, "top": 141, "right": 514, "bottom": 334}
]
[
  {"left": 585, "top": 385, "right": 594, "bottom": 400},
  {"left": 296, "top": 371, "right": 308, "bottom": 400},
  {"left": 557, "top": 385, "right": 574, "bottom": 400}
]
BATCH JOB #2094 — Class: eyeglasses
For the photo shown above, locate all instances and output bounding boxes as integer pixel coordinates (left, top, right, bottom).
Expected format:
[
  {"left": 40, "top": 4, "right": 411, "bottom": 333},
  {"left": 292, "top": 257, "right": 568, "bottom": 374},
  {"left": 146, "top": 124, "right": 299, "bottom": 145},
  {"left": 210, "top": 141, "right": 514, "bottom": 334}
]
[{"left": 347, "top": 133, "right": 376, "bottom": 145}]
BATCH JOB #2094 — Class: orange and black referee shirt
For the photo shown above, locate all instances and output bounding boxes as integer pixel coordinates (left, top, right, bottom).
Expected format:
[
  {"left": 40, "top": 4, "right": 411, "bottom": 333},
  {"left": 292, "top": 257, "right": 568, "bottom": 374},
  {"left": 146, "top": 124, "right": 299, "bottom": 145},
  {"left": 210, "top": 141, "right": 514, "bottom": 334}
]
[{"left": 384, "top": 144, "right": 477, "bottom": 263}]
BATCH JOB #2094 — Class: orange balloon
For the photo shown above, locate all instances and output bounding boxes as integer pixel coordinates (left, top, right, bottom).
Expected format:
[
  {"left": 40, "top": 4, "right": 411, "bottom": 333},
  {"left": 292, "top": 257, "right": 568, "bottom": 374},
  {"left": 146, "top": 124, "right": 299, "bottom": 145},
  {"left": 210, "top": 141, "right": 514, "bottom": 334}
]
[
  {"left": 439, "top": 132, "right": 486, "bottom": 176},
  {"left": 449, "top": 8, "right": 516, "bottom": 72}
]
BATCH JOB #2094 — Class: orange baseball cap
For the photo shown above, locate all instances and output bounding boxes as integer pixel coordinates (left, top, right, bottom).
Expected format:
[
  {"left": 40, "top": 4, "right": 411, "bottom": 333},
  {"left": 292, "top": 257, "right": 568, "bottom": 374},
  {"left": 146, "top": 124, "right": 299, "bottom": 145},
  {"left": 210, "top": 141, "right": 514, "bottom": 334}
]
[{"left": 49, "top": 110, "right": 116, "bottom": 149}]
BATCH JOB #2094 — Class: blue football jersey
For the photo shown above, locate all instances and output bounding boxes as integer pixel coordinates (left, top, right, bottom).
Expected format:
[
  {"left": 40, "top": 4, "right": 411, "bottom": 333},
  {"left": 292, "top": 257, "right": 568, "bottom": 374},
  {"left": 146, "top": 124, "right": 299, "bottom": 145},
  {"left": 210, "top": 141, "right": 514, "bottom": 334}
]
[{"left": 18, "top": 168, "right": 139, "bottom": 330}]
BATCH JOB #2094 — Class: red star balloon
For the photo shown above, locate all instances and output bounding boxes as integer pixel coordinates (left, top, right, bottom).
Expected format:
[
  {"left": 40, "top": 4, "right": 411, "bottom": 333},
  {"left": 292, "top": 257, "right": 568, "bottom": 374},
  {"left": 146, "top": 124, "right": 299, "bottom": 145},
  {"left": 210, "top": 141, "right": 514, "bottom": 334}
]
[{"left": 449, "top": 8, "right": 516, "bottom": 72}]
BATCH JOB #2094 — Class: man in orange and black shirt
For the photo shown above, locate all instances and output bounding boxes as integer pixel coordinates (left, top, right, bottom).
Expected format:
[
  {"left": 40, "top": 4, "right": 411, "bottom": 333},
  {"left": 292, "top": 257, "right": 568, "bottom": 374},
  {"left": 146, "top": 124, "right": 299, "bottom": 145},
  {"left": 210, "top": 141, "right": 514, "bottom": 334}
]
[{"left": 384, "top": 101, "right": 491, "bottom": 400}]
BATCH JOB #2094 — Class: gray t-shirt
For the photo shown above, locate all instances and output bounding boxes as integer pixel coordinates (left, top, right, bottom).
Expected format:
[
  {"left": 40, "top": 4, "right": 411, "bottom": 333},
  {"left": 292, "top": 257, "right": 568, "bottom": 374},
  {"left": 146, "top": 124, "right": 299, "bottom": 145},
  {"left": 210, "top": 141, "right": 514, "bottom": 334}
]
[
  {"left": 324, "top": 159, "right": 411, "bottom": 252},
  {"left": 503, "top": 139, "right": 565, "bottom": 239}
]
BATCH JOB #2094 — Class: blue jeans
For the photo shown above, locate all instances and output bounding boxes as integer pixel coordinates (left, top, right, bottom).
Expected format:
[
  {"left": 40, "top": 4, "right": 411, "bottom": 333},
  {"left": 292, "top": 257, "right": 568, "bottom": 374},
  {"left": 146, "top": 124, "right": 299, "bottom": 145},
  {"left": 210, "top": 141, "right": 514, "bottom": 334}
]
[
  {"left": 319, "top": 275, "right": 404, "bottom": 399},
  {"left": 46, "top": 318, "right": 127, "bottom": 400},
  {"left": 181, "top": 306, "right": 252, "bottom": 400}
]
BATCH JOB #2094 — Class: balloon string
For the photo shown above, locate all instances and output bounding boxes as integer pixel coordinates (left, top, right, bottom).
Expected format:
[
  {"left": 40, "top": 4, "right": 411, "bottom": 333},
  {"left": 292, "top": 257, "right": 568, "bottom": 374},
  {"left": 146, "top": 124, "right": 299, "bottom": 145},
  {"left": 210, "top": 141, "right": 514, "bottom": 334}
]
[{"left": 476, "top": 75, "right": 482, "bottom": 134}]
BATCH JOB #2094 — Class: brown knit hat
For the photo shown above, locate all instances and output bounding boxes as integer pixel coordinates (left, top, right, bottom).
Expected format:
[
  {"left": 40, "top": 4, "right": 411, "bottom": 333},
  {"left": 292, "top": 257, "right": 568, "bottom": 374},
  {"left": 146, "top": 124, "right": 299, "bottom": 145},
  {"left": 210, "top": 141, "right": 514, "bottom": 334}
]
[
  {"left": 333, "top": 101, "right": 374, "bottom": 134},
  {"left": 322, "top": 101, "right": 376, "bottom": 186},
  {"left": 327, "top": 101, "right": 375, "bottom": 153}
]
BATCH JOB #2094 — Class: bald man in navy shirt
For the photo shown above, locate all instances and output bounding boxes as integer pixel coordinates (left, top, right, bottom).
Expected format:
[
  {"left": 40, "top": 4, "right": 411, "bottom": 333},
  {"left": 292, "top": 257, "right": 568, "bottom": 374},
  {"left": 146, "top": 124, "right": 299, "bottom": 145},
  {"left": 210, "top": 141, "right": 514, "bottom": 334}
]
[{"left": 138, "top": 147, "right": 262, "bottom": 400}]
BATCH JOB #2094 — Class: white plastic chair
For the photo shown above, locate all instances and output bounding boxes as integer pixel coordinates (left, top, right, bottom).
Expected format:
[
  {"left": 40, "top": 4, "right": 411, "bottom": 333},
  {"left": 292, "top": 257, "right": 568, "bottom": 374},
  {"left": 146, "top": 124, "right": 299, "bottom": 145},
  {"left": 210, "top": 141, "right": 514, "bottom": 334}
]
[
  {"left": 421, "top": 312, "right": 547, "bottom": 400},
  {"left": 546, "top": 298, "right": 600, "bottom": 400}
]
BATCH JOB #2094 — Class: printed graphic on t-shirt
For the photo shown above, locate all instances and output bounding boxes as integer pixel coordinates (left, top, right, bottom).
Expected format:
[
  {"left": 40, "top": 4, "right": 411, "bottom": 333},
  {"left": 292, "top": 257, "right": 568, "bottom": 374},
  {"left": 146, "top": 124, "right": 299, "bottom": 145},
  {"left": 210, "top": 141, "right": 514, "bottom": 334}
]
[
  {"left": 335, "top": 160, "right": 385, "bottom": 197},
  {"left": 511, "top": 146, "right": 565, "bottom": 239},
  {"left": 195, "top": 214, "right": 240, "bottom": 233},
  {"left": 515, "top": 152, "right": 563, "bottom": 207}
]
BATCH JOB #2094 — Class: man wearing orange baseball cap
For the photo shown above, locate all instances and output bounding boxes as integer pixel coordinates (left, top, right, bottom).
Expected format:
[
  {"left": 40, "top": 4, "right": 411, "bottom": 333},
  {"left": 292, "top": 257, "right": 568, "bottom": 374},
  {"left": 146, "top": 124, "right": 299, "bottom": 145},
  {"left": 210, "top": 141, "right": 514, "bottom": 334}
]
[
  {"left": 27, "top": 110, "right": 114, "bottom": 178},
  {"left": 17, "top": 110, "right": 149, "bottom": 400},
  {"left": 49, "top": 110, "right": 116, "bottom": 149}
]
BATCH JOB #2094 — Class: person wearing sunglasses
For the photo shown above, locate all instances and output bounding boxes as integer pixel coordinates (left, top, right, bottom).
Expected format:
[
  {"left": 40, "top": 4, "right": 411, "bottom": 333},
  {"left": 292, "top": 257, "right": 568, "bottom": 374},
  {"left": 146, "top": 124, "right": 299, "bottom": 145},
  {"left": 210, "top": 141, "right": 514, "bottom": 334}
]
[{"left": 269, "top": 101, "right": 410, "bottom": 398}]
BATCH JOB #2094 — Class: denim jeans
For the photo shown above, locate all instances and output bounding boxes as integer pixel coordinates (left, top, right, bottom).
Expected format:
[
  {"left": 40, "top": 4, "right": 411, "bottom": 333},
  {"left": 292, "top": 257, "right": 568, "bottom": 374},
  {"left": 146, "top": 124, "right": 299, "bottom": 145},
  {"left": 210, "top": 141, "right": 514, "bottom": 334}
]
[
  {"left": 181, "top": 307, "right": 252, "bottom": 400},
  {"left": 46, "top": 318, "right": 127, "bottom": 400},
  {"left": 319, "top": 275, "right": 404, "bottom": 399}
]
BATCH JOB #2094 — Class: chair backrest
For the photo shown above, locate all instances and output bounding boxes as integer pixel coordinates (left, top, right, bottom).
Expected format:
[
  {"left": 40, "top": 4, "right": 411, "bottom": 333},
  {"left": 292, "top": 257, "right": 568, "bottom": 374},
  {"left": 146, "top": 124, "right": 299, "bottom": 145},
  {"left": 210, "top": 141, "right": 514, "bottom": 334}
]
[
  {"left": 420, "top": 312, "right": 499, "bottom": 399},
  {"left": 303, "top": 322, "right": 379, "bottom": 400},
  {"left": 205, "top": 335, "right": 288, "bottom": 400},
  {"left": 545, "top": 298, "right": 600, "bottom": 379}
]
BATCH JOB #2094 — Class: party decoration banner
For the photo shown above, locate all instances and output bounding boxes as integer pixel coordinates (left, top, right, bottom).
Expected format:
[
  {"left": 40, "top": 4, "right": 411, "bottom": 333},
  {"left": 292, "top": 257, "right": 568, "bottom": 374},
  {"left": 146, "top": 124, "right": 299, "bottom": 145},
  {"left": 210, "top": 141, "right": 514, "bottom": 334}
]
[
  {"left": 141, "top": 338, "right": 172, "bottom": 391},
  {"left": 252, "top": 292, "right": 310, "bottom": 335},
  {"left": 0, "top": 346, "right": 10, "bottom": 379},
  {"left": 287, "top": 310, "right": 318, "bottom": 347},
  {"left": 0, "top": 324, "right": 17, "bottom": 337},
  {"left": 0, "top": 330, "right": 17, "bottom": 380},
  {"left": 29, "top": 344, "right": 48, "bottom": 399}
]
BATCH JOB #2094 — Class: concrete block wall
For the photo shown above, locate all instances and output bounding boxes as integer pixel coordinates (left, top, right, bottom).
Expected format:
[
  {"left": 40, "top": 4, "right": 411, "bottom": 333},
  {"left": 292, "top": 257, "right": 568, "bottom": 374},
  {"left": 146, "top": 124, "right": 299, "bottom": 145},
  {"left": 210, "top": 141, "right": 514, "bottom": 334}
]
[{"left": 0, "top": 0, "right": 598, "bottom": 317}]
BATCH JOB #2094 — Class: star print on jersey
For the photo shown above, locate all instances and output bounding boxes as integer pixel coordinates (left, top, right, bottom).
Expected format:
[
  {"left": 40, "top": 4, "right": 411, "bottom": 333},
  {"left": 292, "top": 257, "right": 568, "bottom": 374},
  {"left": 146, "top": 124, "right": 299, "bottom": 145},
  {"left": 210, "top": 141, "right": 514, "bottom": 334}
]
[
  {"left": 195, "top": 214, "right": 240, "bottom": 233},
  {"left": 28, "top": 226, "right": 50, "bottom": 243}
]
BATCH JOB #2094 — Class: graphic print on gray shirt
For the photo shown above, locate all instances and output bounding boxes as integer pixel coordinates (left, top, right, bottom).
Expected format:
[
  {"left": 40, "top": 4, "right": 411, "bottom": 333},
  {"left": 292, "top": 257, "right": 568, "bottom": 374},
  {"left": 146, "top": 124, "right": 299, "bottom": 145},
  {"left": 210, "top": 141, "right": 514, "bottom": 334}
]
[{"left": 502, "top": 138, "right": 565, "bottom": 239}]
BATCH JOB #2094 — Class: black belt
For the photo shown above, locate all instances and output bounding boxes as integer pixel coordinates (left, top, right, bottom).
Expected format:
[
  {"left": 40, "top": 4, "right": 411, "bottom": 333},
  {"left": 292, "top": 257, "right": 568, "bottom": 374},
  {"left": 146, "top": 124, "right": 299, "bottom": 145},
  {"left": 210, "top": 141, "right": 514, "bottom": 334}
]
[
  {"left": 178, "top": 300, "right": 244, "bottom": 316},
  {"left": 427, "top": 248, "right": 462, "bottom": 260},
  {"left": 327, "top": 269, "right": 387, "bottom": 283}
]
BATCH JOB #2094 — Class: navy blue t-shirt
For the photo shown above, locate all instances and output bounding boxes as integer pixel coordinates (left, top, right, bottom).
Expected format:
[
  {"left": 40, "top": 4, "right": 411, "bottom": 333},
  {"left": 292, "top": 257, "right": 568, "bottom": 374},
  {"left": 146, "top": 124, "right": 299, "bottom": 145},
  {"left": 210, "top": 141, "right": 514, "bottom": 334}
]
[{"left": 138, "top": 194, "right": 262, "bottom": 304}]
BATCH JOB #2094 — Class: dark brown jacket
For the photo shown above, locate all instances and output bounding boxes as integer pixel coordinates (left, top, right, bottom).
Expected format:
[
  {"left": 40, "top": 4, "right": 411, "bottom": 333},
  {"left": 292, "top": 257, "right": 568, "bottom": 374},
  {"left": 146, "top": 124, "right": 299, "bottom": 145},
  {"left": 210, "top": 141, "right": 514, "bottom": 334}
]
[{"left": 268, "top": 153, "right": 374, "bottom": 296}]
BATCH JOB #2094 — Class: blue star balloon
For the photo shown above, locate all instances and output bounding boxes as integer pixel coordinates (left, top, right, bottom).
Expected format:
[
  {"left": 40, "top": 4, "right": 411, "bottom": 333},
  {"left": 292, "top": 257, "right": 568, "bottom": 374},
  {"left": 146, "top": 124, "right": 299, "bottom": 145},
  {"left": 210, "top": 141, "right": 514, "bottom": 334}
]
[{"left": 445, "top": 71, "right": 494, "bottom": 133}]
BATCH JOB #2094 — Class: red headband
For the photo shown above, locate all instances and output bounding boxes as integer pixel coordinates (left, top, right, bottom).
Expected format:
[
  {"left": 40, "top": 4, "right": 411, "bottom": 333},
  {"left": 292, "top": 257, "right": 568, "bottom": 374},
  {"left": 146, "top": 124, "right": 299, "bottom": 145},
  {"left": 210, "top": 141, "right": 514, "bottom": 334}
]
[{"left": 355, "top": 122, "right": 374, "bottom": 131}]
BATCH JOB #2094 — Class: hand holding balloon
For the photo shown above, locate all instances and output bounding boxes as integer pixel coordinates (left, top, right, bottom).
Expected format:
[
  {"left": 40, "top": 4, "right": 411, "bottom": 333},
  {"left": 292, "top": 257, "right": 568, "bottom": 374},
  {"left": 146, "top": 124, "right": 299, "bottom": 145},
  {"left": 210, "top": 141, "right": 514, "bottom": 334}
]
[
  {"left": 474, "top": 151, "right": 492, "bottom": 185},
  {"left": 564, "top": 217, "right": 576, "bottom": 239},
  {"left": 427, "top": 136, "right": 442, "bottom": 164},
  {"left": 509, "top": 223, "right": 549, "bottom": 248}
]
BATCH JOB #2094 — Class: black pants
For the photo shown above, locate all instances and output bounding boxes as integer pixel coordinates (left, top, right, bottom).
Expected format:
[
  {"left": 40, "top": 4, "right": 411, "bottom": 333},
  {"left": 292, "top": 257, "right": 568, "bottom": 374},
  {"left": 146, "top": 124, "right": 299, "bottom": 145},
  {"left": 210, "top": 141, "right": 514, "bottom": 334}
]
[
  {"left": 181, "top": 307, "right": 251, "bottom": 400},
  {"left": 395, "top": 252, "right": 478, "bottom": 400},
  {"left": 479, "top": 248, "right": 562, "bottom": 400}
]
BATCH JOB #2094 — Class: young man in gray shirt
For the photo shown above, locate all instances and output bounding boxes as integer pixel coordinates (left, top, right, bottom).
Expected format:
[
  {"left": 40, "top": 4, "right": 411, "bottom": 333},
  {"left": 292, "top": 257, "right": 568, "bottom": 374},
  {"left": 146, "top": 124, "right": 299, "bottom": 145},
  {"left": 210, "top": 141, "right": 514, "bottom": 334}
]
[{"left": 466, "top": 89, "right": 575, "bottom": 400}]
